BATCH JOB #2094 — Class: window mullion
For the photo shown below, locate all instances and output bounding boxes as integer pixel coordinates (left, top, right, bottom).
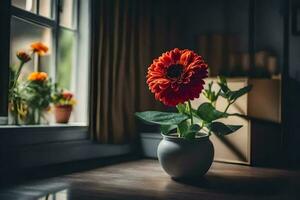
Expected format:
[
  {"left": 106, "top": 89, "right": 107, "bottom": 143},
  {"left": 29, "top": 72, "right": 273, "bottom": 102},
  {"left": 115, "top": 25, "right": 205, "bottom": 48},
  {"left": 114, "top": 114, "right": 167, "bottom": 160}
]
[
  {"left": 72, "top": 0, "right": 80, "bottom": 94},
  {"left": 71, "top": 29, "right": 79, "bottom": 93},
  {"left": 36, "top": 0, "right": 40, "bottom": 15},
  {"left": 52, "top": 0, "right": 61, "bottom": 83},
  {"left": 74, "top": 0, "right": 79, "bottom": 30},
  {"left": 11, "top": 7, "right": 56, "bottom": 28}
]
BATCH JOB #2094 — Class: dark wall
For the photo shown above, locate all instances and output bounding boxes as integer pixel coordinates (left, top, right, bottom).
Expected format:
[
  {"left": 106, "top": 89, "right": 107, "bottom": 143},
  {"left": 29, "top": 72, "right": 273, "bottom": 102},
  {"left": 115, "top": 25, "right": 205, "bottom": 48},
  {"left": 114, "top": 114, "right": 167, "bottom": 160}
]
[
  {"left": 182, "top": 0, "right": 251, "bottom": 76},
  {"left": 286, "top": 0, "right": 300, "bottom": 163},
  {"left": 226, "top": 0, "right": 250, "bottom": 53},
  {"left": 185, "top": 0, "right": 226, "bottom": 49},
  {"left": 0, "top": 0, "right": 10, "bottom": 117},
  {"left": 290, "top": 0, "right": 300, "bottom": 79},
  {"left": 185, "top": 0, "right": 249, "bottom": 52},
  {"left": 255, "top": 0, "right": 284, "bottom": 70}
]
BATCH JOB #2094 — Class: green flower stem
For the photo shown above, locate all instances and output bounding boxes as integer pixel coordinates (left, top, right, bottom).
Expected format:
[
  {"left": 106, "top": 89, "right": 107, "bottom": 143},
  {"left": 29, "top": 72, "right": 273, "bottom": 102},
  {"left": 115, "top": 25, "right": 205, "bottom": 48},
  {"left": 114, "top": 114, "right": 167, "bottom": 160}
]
[
  {"left": 213, "top": 88, "right": 222, "bottom": 107},
  {"left": 224, "top": 101, "right": 232, "bottom": 113},
  {"left": 15, "top": 61, "right": 25, "bottom": 80},
  {"left": 11, "top": 61, "right": 25, "bottom": 90},
  {"left": 177, "top": 128, "right": 181, "bottom": 138},
  {"left": 14, "top": 101, "right": 19, "bottom": 125},
  {"left": 187, "top": 100, "right": 194, "bottom": 125},
  {"left": 37, "top": 109, "right": 41, "bottom": 124}
]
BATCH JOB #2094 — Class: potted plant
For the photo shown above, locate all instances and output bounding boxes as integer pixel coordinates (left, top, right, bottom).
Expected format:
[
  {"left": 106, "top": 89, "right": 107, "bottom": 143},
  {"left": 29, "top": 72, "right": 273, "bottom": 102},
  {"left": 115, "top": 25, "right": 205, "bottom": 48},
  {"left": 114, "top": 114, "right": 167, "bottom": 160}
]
[
  {"left": 52, "top": 86, "right": 76, "bottom": 124},
  {"left": 23, "top": 71, "right": 52, "bottom": 124},
  {"left": 135, "top": 48, "right": 252, "bottom": 179}
]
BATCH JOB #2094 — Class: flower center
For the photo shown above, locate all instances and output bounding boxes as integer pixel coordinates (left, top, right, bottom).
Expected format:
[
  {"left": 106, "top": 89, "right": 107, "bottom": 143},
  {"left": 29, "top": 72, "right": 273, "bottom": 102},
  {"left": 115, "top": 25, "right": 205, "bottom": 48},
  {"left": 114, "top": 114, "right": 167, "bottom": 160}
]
[{"left": 167, "top": 64, "right": 183, "bottom": 78}]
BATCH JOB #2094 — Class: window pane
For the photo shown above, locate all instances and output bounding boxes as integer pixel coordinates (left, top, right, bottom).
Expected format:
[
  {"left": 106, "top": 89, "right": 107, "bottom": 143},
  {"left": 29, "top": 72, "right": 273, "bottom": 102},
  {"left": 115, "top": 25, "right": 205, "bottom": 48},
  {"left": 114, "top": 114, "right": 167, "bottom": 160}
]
[
  {"left": 39, "top": 0, "right": 52, "bottom": 18},
  {"left": 60, "top": 0, "right": 77, "bottom": 29},
  {"left": 57, "top": 29, "right": 76, "bottom": 89},
  {"left": 10, "top": 16, "right": 53, "bottom": 79},
  {"left": 12, "top": 0, "right": 37, "bottom": 14}
]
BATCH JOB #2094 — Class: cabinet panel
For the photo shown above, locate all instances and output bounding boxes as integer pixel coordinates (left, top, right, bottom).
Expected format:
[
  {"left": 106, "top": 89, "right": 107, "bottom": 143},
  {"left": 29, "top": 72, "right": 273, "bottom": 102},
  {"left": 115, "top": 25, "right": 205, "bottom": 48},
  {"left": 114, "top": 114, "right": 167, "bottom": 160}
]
[{"left": 192, "top": 78, "right": 281, "bottom": 165}]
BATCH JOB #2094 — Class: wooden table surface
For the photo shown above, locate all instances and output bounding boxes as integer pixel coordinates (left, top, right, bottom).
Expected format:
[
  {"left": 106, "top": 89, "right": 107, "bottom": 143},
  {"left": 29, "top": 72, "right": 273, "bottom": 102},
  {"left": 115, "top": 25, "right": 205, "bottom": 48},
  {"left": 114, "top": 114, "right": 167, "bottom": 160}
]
[{"left": 1, "top": 159, "right": 300, "bottom": 200}]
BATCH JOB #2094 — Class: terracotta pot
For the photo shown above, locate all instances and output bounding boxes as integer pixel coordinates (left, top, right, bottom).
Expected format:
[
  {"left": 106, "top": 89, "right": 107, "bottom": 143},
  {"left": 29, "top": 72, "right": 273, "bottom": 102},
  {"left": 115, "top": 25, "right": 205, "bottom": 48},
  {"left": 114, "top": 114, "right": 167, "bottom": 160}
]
[
  {"left": 157, "top": 134, "right": 214, "bottom": 179},
  {"left": 54, "top": 105, "right": 73, "bottom": 123}
]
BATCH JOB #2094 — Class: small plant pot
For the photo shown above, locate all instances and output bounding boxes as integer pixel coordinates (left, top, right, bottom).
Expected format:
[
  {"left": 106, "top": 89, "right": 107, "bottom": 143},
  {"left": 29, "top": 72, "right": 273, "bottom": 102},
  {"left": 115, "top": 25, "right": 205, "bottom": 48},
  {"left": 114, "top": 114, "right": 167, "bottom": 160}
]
[
  {"left": 54, "top": 105, "right": 73, "bottom": 124},
  {"left": 157, "top": 134, "right": 214, "bottom": 179}
]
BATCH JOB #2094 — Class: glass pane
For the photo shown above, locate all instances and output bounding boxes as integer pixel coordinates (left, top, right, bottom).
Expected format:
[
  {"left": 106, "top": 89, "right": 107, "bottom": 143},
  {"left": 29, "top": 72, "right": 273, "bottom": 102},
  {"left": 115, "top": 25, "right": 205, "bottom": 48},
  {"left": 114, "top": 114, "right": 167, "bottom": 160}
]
[
  {"left": 39, "top": 0, "right": 52, "bottom": 18},
  {"left": 57, "top": 29, "right": 76, "bottom": 89},
  {"left": 12, "top": 0, "right": 37, "bottom": 14},
  {"left": 10, "top": 16, "right": 53, "bottom": 80},
  {"left": 60, "top": 0, "right": 77, "bottom": 29}
]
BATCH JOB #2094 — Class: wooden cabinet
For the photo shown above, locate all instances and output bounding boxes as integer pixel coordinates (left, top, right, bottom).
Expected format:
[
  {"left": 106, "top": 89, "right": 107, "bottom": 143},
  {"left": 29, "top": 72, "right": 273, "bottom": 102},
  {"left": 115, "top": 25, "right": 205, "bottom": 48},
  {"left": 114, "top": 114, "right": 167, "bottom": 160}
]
[{"left": 192, "top": 78, "right": 282, "bottom": 166}]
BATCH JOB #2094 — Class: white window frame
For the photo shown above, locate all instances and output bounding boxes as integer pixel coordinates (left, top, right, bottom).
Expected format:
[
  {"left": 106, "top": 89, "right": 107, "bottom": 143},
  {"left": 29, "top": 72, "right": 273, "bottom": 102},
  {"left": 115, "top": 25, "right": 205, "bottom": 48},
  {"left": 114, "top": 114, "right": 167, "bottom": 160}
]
[{"left": 10, "top": 0, "right": 90, "bottom": 125}]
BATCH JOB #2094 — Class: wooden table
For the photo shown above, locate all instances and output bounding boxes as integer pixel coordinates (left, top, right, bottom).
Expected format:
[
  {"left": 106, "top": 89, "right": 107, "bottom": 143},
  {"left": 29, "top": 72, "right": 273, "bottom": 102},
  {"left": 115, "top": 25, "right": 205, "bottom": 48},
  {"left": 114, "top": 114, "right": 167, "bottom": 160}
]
[{"left": 0, "top": 159, "right": 299, "bottom": 200}]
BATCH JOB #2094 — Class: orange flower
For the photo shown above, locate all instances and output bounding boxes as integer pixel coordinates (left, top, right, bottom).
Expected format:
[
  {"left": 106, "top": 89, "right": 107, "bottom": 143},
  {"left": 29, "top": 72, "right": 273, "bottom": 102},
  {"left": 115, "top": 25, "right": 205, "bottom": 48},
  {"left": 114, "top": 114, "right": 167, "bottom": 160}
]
[
  {"left": 28, "top": 72, "right": 48, "bottom": 81},
  {"left": 30, "top": 42, "right": 49, "bottom": 55},
  {"left": 147, "top": 48, "right": 208, "bottom": 106},
  {"left": 16, "top": 51, "right": 31, "bottom": 63}
]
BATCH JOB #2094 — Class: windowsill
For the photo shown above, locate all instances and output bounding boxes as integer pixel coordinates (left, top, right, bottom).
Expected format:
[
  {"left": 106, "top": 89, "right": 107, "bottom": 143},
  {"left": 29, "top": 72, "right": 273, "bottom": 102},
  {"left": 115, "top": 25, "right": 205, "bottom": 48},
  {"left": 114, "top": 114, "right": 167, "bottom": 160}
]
[
  {"left": 0, "top": 122, "right": 88, "bottom": 129},
  {"left": 0, "top": 122, "right": 89, "bottom": 147}
]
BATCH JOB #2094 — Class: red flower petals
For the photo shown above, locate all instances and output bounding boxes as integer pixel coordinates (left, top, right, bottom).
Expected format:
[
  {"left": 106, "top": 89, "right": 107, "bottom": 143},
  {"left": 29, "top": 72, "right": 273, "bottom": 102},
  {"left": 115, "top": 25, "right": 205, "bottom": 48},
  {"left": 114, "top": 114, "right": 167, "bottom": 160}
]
[{"left": 146, "top": 48, "right": 208, "bottom": 106}]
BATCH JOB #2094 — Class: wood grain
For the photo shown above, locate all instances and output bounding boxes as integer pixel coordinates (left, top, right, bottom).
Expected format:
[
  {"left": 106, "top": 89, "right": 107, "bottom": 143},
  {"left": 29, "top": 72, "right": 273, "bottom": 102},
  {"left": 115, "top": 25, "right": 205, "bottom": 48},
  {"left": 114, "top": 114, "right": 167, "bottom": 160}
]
[{"left": 1, "top": 159, "right": 300, "bottom": 200}]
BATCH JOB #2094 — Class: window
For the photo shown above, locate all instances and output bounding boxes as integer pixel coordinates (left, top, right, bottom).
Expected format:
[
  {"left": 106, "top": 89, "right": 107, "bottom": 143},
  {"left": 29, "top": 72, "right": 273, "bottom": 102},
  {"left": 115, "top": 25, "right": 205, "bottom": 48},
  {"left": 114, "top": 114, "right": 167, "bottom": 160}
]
[{"left": 7, "top": 0, "right": 91, "bottom": 125}]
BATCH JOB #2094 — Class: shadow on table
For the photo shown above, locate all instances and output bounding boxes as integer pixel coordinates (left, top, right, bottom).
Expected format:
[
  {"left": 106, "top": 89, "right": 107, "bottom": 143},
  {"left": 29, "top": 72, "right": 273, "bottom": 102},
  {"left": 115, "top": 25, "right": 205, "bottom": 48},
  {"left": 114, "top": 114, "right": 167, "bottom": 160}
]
[{"left": 167, "top": 173, "right": 290, "bottom": 196}]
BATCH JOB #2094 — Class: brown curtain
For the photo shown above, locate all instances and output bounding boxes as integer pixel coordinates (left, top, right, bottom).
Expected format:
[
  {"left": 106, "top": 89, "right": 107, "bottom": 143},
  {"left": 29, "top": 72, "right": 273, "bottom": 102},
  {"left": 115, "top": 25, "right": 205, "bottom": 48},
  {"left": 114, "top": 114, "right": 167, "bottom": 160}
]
[{"left": 90, "top": 0, "right": 184, "bottom": 144}]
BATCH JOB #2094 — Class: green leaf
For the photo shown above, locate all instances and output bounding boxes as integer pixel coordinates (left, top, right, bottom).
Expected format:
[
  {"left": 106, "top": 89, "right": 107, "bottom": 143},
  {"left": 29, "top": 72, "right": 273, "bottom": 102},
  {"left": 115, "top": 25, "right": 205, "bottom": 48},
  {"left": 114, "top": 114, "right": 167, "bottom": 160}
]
[
  {"left": 135, "top": 111, "right": 188, "bottom": 125},
  {"left": 197, "top": 132, "right": 209, "bottom": 137},
  {"left": 217, "top": 76, "right": 228, "bottom": 93},
  {"left": 176, "top": 103, "right": 187, "bottom": 113},
  {"left": 218, "top": 76, "right": 227, "bottom": 85},
  {"left": 204, "top": 81, "right": 219, "bottom": 103},
  {"left": 189, "top": 124, "right": 201, "bottom": 132},
  {"left": 184, "top": 124, "right": 201, "bottom": 140},
  {"left": 217, "top": 76, "right": 231, "bottom": 99},
  {"left": 185, "top": 132, "right": 196, "bottom": 140},
  {"left": 196, "top": 103, "right": 228, "bottom": 122},
  {"left": 208, "top": 122, "right": 242, "bottom": 136},
  {"left": 176, "top": 103, "right": 200, "bottom": 120},
  {"left": 218, "top": 77, "right": 252, "bottom": 102},
  {"left": 178, "top": 120, "right": 189, "bottom": 137},
  {"left": 219, "top": 83, "right": 230, "bottom": 96},
  {"left": 228, "top": 85, "right": 252, "bottom": 101},
  {"left": 160, "top": 124, "right": 177, "bottom": 135}
]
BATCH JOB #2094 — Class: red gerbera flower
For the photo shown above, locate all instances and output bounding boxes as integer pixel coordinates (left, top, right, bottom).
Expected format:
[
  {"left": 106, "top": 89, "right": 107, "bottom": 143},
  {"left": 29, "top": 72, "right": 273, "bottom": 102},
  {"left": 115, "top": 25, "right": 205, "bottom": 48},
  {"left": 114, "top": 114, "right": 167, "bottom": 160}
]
[{"left": 146, "top": 48, "right": 208, "bottom": 106}]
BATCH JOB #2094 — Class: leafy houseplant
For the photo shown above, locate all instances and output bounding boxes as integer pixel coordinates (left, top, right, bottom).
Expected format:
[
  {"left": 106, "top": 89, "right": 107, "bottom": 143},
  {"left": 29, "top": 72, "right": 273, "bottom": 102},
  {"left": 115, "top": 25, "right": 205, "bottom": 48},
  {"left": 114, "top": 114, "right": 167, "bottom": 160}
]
[
  {"left": 52, "top": 86, "right": 76, "bottom": 123},
  {"left": 23, "top": 72, "right": 52, "bottom": 124},
  {"left": 135, "top": 48, "right": 252, "bottom": 178}
]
